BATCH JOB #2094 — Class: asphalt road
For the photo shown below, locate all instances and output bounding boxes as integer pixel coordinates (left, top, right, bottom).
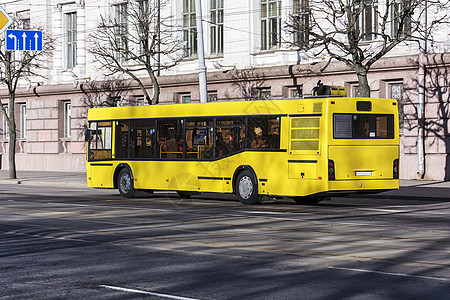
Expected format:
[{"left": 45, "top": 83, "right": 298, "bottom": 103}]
[{"left": 1, "top": 184, "right": 449, "bottom": 299}]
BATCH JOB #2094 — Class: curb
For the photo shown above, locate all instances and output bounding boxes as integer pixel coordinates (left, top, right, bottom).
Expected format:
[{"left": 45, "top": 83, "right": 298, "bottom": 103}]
[{"left": 0, "top": 179, "right": 87, "bottom": 188}]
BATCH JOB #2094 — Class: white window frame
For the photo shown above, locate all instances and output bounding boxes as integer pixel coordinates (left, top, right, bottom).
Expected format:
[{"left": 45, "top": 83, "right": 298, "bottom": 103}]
[
  {"left": 388, "top": 82, "right": 404, "bottom": 130},
  {"left": 64, "top": 102, "right": 72, "bottom": 138},
  {"left": 65, "top": 11, "right": 77, "bottom": 69},
  {"left": 356, "top": 0, "right": 378, "bottom": 42},
  {"left": 391, "top": 0, "right": 412, "bottom": 38},
  {"left": 260, "top": 0, "right": 281, "bottom": 51},
  {"left": 113, "top": 2, "right": 129, "bottom": 62},
  {"left": 20, "top": 104, "right": 27, "bottom": 139},
  {"left": 2, "top": 106, "right": 8, "bottom": 139},
  {"left": 210, "top": 0, "right": 224, "bottom": 55},
  {"left": 183, "top": 0, "right": 197, "bottom": 57},
  {"left": 292, "top": 0, "right": 309, "bottom": 49}
]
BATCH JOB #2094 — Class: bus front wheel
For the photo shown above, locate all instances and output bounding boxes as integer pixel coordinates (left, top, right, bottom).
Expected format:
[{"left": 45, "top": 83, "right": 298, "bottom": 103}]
[
  {"left": 236, "top": 170, "right": 260, "bottom": 205},
  {"left": 117, "top": 168, "right": 136, "bottom": 198}
]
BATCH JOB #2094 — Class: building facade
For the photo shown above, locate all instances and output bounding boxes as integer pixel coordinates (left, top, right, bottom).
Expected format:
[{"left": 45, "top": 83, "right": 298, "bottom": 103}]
[{"left": 0, "top": 0, "right": 449, "bottom": 180}]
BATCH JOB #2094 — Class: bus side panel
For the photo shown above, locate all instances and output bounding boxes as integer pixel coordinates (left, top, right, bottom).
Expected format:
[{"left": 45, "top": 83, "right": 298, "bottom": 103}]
[
  {"left": 131, "top": 161, "right": 200, "bottom": 192},
  {"left": 88, "top": 164, "right": 115, "bottom": 188}
]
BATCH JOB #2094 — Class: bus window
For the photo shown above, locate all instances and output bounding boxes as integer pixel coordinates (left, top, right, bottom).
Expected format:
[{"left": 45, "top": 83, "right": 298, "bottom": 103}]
[
  {"left": 157, "top": 119, "right": 183, "bottom": 159},
  {"left": 130, "top": 119, "right": 155, "bottom": 159},
  {"left": 247, "top": 116, "right": 280, "bottom": 149},
  {"left": 215, "top": 118, "right": 246, "bottom": 157},
  {"left": 89, "top": 121, "right": 112, "bottom": 160},
  {"left": 115, "top": 121, "right": 129, "bottom": 158},
  {"left": 333, "top": 114, "right": 394, "bottom": 139},
  {"left": 185, "top": 118, "right": 213, "bottom": 159}
]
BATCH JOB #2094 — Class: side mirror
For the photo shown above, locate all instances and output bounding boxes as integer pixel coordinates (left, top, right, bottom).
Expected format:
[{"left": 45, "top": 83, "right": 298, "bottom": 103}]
[{"left": 84, "top": 128, "right": 91, "bottom": 142}]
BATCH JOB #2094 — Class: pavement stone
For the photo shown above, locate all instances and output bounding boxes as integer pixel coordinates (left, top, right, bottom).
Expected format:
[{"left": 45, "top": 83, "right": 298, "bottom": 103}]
[{"left": 0, "top": 170, "right": 448, "bottom": 201}]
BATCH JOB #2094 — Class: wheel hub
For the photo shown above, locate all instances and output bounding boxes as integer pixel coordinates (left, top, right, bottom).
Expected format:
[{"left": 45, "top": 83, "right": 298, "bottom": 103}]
[
  {"left": 120, "top": 173, "right": 131, "bottom": 193},
  {"left": 239, "top": 176, "right": 253, "bottom": 199}
]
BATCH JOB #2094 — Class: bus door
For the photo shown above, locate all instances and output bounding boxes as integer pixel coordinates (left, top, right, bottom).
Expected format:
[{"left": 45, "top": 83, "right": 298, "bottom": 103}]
[
  {"left": 288, "top": 116, "right": 322, "bottom": 181},
  {"left": 87, "top": 121, "right": 114, "bottom": 188}
]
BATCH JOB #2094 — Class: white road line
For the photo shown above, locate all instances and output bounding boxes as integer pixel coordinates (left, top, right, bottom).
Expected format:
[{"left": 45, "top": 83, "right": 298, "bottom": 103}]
[
  {"left": 99, "top": 285, "right": 199, "bottom": 300},
  {"left": 329, "top": 266, "right": 450, "bottom": 282},
  {"left": 359, "top": 208, "right": 409, "bottom": 213},
  {"left": 240, "top": 211, "right": 290, "bottom": 215}
]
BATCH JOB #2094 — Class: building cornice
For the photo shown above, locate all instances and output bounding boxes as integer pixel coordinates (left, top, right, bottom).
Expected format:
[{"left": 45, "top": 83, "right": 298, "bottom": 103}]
[{"left": 2, "top": 53, "right": 449, "bottom": 100}]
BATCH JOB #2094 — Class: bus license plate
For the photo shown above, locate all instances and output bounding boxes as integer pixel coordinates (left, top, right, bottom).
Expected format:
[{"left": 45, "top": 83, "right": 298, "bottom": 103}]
[{"left": 356, "top": 171, "right": 372, "bottom": 176}]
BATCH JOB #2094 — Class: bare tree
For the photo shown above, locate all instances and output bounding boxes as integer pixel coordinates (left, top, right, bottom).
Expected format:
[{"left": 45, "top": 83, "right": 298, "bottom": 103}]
[
  {"left": 225, "top": 68, "right": 266, "bottom": 101},
  {"left": 0, "top": 26, "right": 53, "bottom": 179},
  {"left": 80, "top": 79, "right": 131, "bottom": 108},
  {"left": 286, "top": 0, "right": 449, "bottom": 97},
  {"left": 88, "top": 0, "right": 184, "bottom": 105}
]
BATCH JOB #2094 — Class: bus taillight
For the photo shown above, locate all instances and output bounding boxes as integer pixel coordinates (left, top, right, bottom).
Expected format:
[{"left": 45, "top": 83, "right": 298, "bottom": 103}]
[
  {"left": 328, "top": 160, "right": 335, "bottom": 180},
  {"left": 393, "top": 159, "right": 399, "bottom": 179}
]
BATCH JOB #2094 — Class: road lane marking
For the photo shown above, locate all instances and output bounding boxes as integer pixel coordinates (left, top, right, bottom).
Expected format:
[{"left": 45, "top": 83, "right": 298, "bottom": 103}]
[
  {"left": 359, "top": 208, "right": 409, "bottom": 213},
  {"left": 329, "top": 266, "right": 450, "bottom": 282},
  {"left": 99, "top": 285, "right": 199, "bottom": 300}
]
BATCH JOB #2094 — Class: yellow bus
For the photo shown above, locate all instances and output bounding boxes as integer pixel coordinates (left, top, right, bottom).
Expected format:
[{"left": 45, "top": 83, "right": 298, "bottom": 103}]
[{"left": 86, "top": 96, "right": 399, "bottom": 204}]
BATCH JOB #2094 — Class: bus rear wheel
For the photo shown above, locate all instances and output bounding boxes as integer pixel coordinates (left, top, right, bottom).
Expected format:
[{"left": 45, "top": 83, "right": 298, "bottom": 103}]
[
  {"left": 236, "top": 170, "right": 260, "bottom": 205},
  {"left": 117, "top": 168, "right": 136, "bottom": 198}
]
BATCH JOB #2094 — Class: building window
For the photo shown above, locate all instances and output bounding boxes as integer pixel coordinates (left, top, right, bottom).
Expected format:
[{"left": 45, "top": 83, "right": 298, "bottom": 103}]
[
  {"left": 352, "top": 85, "right": 361, "bottom": 97},
  {"left": 17, "top": 10, "right": 30, "bottom": 29},
  {"left": 182, "top": 94, "right": 192, "bottom": 103},
  {"left": 65, "top": 12, "right": 77, "bottom": 69},
  {"left": 183, "top": 0, "right": 197, "bottom": 57},
  {"left": 20, "top": 104, "right": 27, "bottom": 139},
  {"left": 356, "top": 0, "right": 378, "bottom": 41},
  {"left": 2, "top": 106, "right": 8, "bottom": 139},
  {"left": 114, "top": 3, "right": 128, "bottom": 61},
  {"left": 259, "top": 89, "right": 272, "bottom": 100},
  {"left": 389, "top": 82, "right": 404, "bottom": 129},
  {"left": 210, "top": 0, "right": 223, "bottom": 55},
  {"left": 290, "top": 87, "right": 303, "bottom": 98},
  {"left": 135, "top": 97, "right": 147, "bottom": 106},
  {"left": 208, "top": 92, "right": 218, "bottom": 102},
  {"left": 64, "top": 102, "right": 72, "bottom": 138},
  {"left": 391, "top": 0, "right": 411, "bottom": 38},
  {"left": 292, "top": 0, "right": 309, "bottom": 49},
  {"left": 261, "top": 0, "right": 281, "bottom": 51}
]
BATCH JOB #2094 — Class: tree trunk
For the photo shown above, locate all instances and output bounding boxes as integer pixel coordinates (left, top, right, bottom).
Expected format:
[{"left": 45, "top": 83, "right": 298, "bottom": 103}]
[
  {"left": 8, "top": 93, "right": 17, "bottom": 179},
  {"left": 356, "top": 70, "right": 371, "bottom": 97},
  {"left": 149, "top": 70, "right": 160, "bottom": 105}
]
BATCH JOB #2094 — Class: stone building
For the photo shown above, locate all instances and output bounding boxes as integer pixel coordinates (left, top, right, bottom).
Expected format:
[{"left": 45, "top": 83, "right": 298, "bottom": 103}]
[{"left": 0, "top": 0, "right": 449, "bottom": 180}]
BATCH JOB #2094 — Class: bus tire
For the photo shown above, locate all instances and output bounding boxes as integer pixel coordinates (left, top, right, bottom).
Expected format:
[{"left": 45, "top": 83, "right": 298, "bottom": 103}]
[
  {"left": 293, "top": 197, "right": 322, "bottom": 205},
  {"left": 117, "top": 168, "right": 136, "bottom": 198},
  {"left": 236, "top": 170, "right": 260, "bottom": 205}
]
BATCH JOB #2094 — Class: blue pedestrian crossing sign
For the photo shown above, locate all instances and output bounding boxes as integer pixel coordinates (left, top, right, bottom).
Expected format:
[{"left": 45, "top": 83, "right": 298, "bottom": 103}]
[{"left": 6, "top": 29, "right": 43, "bottom": 51}]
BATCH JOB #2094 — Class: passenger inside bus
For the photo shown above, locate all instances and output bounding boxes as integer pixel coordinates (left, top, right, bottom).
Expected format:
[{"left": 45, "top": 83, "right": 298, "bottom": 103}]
[
  {"left": 165, "top": 131, "right": 178, "bottom": 158},
  {"left": 215, "top": 132, "right": 229, "bottom": 157},
  {"left": 251, "top": 127, "right": 268, "bottom": 148},
  {"left": 268, "top": 125, "right": 280, "bottom": 148}
]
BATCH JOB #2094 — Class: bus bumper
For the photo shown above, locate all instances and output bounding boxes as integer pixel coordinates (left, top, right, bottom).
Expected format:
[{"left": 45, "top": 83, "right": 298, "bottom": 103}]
[{"left": 328, "top": 179, "right": 399, "bottom": 193}]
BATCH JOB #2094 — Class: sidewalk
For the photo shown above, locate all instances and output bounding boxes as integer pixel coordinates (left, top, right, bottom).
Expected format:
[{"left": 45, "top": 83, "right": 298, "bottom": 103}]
[
  {"left": 0, "top": 170, "right": 87, "bottom": 188},
  {"left": 0, "top": 170, "right": 448, "bottom": 201}
]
